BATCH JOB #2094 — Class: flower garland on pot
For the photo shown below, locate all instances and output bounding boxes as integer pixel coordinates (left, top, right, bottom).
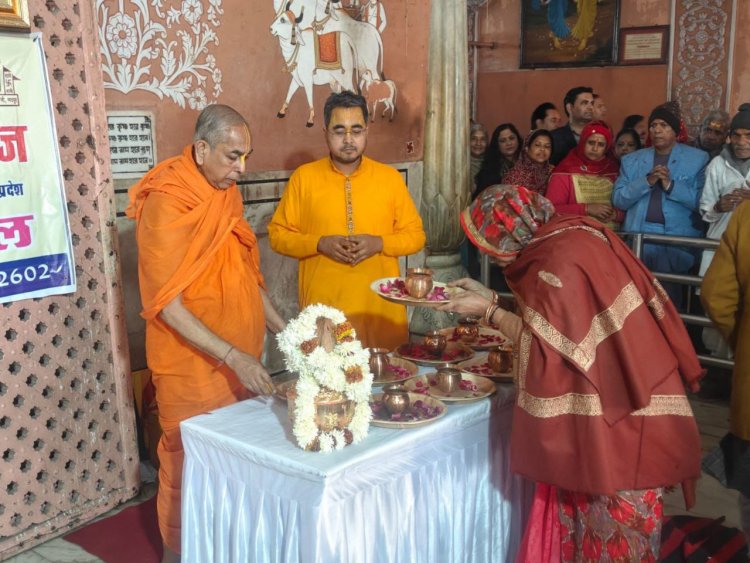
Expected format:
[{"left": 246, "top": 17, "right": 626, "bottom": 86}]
[{"left": 276, "top": 304, "right": 373, "bottom": 452}]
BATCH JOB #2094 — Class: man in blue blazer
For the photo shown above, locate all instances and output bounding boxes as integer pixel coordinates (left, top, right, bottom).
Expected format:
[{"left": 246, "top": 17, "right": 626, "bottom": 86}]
[{"left": 614, "top": 102, "right": 709, "bottom": 309}]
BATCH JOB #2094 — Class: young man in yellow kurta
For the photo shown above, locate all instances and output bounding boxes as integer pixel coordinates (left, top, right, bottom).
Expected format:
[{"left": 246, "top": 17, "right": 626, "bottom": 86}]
[{"left": 268, "top": 91, "right": 425, "bottom": 350}]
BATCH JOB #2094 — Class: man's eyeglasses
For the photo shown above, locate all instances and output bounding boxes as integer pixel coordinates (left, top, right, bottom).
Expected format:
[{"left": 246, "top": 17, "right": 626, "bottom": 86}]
[{"left": 328, "top": 127, "right": 367, "bottom": 140}]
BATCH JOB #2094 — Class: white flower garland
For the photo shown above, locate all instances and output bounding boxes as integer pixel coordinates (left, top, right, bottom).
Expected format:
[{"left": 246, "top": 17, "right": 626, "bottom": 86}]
[{"left": 276, "top": 304, "right": 373, "bottom": 452}]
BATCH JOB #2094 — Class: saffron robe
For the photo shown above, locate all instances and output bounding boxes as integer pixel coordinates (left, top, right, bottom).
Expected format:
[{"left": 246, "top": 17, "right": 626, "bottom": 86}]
[
  {"left": 268, "top": 156, "right": 425, "bottom": 350},
  {"left": 702, "top": 201, "right": 750, "bottom": 439},
  {"left": 126, "top": 146, "right": 266, "bottom": 552}
]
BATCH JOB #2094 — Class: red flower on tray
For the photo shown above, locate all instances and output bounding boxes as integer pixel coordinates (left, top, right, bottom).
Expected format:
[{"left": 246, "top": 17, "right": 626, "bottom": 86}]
[
  {"left": 398, "top": 343, "right": 467, "bottom": 361},
  {"left": 462, "top": 362, "right": 495, "bottom": 376},
  {"left": 370, "top": 399, "right": 443, "bottom": 422}
]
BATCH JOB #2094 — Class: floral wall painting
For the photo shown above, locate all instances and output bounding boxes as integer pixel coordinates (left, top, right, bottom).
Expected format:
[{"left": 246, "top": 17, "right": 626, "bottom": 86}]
[
  {"left": 97, "top": 0, "right": 223, "bottom": 109},
  {"left": 270, "top": 0, "right": 397, "bottom": 127},
  {"left": 521, "top": 0, "right": 620, "bottom": 68}
]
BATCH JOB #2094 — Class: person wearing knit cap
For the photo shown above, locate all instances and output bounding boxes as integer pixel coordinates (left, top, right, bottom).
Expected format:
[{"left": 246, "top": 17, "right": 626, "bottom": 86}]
[
  {"left": 697, "top": 103, "right": 750, "bottom": 360},
  {"left": 614, "top": 101, "right": 709, "bottom": 310}
]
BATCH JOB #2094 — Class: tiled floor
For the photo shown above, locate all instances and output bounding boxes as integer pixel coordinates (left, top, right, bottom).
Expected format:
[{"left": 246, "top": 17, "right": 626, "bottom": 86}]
[{"left": 3, "top": 397, "right": 739, "bottom": 562}]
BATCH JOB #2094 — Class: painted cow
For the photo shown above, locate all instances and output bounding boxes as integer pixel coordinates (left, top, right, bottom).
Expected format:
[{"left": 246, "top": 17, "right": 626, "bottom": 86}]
[
  {"left": 270, "top": 2, "right": 359, "bottom": 127},
  {"left": 361, "top": 69, "right": 396, "bottom": 121},
  {"left": 289, "top": 0, "right": 384, "bottom": 84}
]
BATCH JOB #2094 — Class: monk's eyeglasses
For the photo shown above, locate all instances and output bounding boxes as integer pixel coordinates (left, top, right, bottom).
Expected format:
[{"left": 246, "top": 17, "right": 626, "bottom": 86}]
[{"left": 328, "top": 127, "right": 367, "bottom": 140}]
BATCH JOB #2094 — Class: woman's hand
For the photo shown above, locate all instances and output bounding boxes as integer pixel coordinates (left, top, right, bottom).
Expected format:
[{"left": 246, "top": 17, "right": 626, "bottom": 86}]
[
  {"left": 446, "top": 277, "right": 494, "bottom": 301},
  {"left": 586, "top": 203, "right": 613, "bottom": 221},
  {"left": 437, "top": 278, "right": 494, "bottom": 317}
]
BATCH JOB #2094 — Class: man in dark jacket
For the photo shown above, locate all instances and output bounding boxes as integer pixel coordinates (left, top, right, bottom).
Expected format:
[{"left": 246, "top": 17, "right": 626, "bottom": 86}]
[{"left": 550, "top": 86, "right": 594, "bottom": 164}]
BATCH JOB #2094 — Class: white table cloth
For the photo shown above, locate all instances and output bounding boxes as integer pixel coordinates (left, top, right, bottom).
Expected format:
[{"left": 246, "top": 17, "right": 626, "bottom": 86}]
[{"left": 180, "top": 380, "right": 533, "bottom": 563}]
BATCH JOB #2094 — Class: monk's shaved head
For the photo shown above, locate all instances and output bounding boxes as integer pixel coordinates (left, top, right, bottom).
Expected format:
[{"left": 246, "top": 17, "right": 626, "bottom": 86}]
[{"left": 194, "top": 104, "right": 250, "bottom": 148}]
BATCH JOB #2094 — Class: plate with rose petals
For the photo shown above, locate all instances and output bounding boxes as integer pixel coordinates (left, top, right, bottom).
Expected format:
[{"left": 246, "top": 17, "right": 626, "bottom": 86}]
[
  {"left": 372, "top": 356, "right": 419, "bottom": 385},
  {"left": 438, "top": 325, "right": 510, "bottom": 351},
  {"left": 369, "top": 392, "right": 447, "bottom": 428},
  {"left": 394, "top": 342, "right": 474, "bottom": 366},
  {"left": 370, "top": 277, "right": 463, "bottom": 307},
  {"left": 403, "top": 373, "right": 496, "bottom": 403},
  {"left": 458, "top": 356, "right": 514, "bottom": 383}
]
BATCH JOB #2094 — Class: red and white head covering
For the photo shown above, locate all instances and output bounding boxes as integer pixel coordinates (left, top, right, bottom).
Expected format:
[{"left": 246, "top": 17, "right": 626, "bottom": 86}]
[{"left": 460, "top": 184, "right": 556, "bottom": 260}]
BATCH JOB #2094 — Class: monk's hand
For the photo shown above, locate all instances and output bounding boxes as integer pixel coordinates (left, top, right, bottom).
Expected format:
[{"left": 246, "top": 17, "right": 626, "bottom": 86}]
[
  {"left": 347, "top": 234, "right": 383, "bottom": 265},
  {"left": 318, "top": 235, "right": 356, "bottom": 264},
  {"left": 225, "top": 349, "right": 274, "bottom": 396}
]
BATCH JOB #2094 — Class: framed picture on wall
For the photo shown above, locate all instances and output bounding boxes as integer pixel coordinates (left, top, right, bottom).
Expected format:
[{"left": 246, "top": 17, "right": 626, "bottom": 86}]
[
  {"left": 618, "top": 26, "right": 669, "bottom": 65},
  {"left": 520, "top": 0, "right": 621, "bottom": 68},
  {"left": 0, "top": 0, "right": 30, "bottom": 31}
]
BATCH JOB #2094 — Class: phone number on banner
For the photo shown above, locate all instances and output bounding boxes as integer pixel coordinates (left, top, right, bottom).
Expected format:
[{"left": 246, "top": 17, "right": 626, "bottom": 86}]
[{"left": 0, "top": 254, "right": 72, "bottom": 299}]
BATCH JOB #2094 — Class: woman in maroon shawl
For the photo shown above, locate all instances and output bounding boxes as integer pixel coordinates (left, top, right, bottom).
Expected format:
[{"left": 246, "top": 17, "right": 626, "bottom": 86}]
[
  {"left": 502, "top": 129, "right": 555, "bottom": 196},
  {"left": 438, "top": 185, "right": 702, "bottom": 562},
  {"left": 546, "top": 120, "right": 625, "bottom": 230}
]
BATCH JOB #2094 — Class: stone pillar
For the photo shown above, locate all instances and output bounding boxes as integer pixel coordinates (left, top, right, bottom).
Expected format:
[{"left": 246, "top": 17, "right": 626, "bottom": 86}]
[{"left": 412, "top": 0, "right": 470, "bottom": 335}]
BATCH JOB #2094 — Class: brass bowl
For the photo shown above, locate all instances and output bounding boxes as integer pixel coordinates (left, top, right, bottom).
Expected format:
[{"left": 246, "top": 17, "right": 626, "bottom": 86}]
[
  {"left": 368, "top": 347, "right": 390, "bottom": 378},
  {"left": 454, "top": 317, "right": 480, "bottom": 343},
  {"left": 288, "top": 387, "right": 355, "bottom": 432},
  {"left": 435, "top": 367, "right": 461, "bottom": 393},
  {"left": 382, "top": 385, "right": 410, "bottom": 414},
  {"left": 487, "top": 345, "right": 513, "bottom": 374},
  {"left": 423, "top": 330, "right": 447, "bottom": 357},
  {"left": 405, "top": 268, "right": 434, "bottom": 299}
]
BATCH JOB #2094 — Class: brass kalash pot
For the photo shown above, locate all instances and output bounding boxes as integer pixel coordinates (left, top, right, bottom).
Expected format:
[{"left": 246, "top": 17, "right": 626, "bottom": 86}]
[
  {"left": 287, "top": 318, "right": 355, "bottom": 433},
  {"left": 381, "top": 384, "right": 410, "bottom": 414},
  {"left": 404, "top": 267, "right": 433, "bottom": 299},
  {"left": 454, "top": 316, "right": 480, "bottom": 343}
]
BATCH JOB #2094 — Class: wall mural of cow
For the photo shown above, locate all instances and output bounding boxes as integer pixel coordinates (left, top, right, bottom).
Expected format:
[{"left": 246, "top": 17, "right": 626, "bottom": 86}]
[{"left": 270, "top": 0, "right": 396, "bottom": 128}]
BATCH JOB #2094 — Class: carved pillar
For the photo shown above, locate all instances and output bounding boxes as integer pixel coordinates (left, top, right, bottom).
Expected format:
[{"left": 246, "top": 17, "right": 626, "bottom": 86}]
[
  {"left": 412, "top": 0, "right": 470, "bottom": 335},
  {"left": 671, "top": 0, "right": 734, "bottom": 136}
]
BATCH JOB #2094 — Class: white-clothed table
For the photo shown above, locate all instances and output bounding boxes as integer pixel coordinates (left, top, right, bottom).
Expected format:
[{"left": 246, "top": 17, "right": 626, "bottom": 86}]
[{"left": 180, "top": 381, "right": 532, "bottom": 563}]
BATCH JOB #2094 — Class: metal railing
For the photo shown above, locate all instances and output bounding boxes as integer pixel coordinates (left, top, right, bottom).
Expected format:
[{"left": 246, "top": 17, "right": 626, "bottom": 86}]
[{"left": 480, "top": 232, "right": 733, "bottom": 370}]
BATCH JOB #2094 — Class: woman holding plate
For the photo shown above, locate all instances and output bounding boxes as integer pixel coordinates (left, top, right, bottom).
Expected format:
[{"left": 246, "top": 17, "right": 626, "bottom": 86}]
[{"left": 438, "top": 185, "right": 702, "bottom": 562}]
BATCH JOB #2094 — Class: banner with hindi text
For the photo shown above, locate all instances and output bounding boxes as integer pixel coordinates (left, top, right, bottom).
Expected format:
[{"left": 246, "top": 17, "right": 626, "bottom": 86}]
[{"left": 0, "top": 33, "right": 75, "bottom": 303}]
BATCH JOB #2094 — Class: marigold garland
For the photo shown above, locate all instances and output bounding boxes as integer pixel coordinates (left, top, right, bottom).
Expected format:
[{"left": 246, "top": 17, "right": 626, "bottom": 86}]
[{"left": 276, "top": 304, "right": 373, "bottom": 452}]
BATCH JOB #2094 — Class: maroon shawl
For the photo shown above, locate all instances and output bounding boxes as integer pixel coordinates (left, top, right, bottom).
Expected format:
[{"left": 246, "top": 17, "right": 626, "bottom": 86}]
[{"left": 504, "top": 215, "right": 702, "bottom": 497}]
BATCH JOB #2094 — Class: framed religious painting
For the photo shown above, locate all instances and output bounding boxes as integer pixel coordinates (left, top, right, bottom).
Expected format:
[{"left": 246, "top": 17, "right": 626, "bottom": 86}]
[
  {"left": 520, "top": 0, "right": 621, "bottom": 68},
  {"left": 0, "top": 0, "right": 30, "bottom": 31}
]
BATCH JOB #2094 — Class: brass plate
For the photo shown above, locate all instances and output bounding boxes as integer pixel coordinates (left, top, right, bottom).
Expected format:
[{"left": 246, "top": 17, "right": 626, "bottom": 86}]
[
  {"left": 437, "top": 325, "right": 510, "bottom": 351},
  {"left": 369, "top": 392, "right": 447, "bottom": 429},
  {"left": 372, "top": 356, "right": 419, "bottom": 385},
  {"left": 458, "top": 356, "right": 514, "bottom": 383},
  {"left": 403, "top": 373, "right": 496, "bottom": 403},
  {"left": 370, "top": 277, "right": 464, "bottom": 307},
  {"left": 394, "top": 341, "right": 474, "bottom": 366}
]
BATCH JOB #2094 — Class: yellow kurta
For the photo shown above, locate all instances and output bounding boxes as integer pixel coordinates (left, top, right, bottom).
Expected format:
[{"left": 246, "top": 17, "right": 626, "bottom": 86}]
[
  {"left": 701, "top": 201, "right": 750, "bottom": 439},
  {"left": 268, "top": 156, "right": 425, "bottom": 350}
]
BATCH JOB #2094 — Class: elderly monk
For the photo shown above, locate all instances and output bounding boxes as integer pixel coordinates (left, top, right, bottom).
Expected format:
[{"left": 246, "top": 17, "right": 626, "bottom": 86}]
[
  {"left": 268, "top": 91, "right": 425, "bottom": 350},
  {"left": 126, "top": 105, "right": 285, "bottom": 563},
  {"left": 439, "top": 186, "right": 702, "bottom": 562}
]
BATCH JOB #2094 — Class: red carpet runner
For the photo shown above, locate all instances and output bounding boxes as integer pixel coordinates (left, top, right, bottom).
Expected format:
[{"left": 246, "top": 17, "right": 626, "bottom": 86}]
[{"left": 64, "top": 495, "right": 162, "bottom": 562}]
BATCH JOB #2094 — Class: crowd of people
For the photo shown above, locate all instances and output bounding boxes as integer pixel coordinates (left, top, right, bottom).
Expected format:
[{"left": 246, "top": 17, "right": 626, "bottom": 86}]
[
  {"left": 128, "top": 87, "right": 750, "bottom": 562},
  {"left": 470, "top": 86, "right": 749, "bottom": 313},
  {"left": 462, "top": 88, "right": 750, "bottom": 560}
]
